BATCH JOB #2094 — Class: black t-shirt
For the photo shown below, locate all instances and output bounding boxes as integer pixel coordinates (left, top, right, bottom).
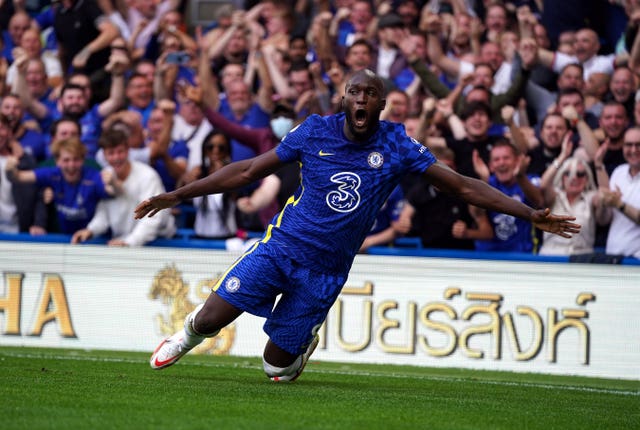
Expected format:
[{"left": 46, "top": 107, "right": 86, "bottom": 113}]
[
  {"left": 603, "top": 146, "right": 626, "bottom": 177},
  {"left": 53, "top": 0, "right": 110, "bottom": 74},
  {"left": 527, "top": 144, "right": 560, "bottom": 177},
  {"left": 445, "top": 136, "right": 498, "bottom": 179},
  {"left": 406, "top": 179, "right": 475, "bottom": 250}
]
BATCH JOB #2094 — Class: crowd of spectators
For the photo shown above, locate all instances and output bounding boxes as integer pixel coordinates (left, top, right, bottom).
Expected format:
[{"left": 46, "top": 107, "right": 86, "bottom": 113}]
[{"left": 0, "top": 0, "right": 639, "bottom": 259}]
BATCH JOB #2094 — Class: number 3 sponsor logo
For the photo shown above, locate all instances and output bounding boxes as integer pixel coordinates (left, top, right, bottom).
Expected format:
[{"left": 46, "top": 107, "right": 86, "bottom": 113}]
[{"left": 326, "top": 172, "right": 361, "bottom": 213}]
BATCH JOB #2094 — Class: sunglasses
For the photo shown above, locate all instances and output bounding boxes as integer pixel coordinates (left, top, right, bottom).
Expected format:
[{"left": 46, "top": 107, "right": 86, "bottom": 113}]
[
  {"left": 563, "top": 171, "right": 587, "bottom": 178},
  {"left": 205, "top": 144, "right": 228, "bottom": 151}
]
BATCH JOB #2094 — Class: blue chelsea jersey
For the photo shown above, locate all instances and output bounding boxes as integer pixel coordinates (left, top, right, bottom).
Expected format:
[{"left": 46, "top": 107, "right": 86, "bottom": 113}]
[
  {"left": 474, "top": 175, "right": 536, "bottom": 253},
  {"left": 270, "top": 113, "right": 436, "bottom": 274},
  {"left": 34, "top": 166, "right": 111, "bottom": 234}
]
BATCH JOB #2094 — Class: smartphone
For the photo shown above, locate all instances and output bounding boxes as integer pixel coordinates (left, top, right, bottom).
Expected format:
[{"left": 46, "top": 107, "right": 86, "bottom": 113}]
[{"left": 166, "top": 51, "right": 190, "bottom": 65}]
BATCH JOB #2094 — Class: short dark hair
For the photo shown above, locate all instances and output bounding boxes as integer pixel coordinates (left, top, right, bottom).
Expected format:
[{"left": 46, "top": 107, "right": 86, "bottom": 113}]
[
  {"left": 347, "top": 39, "right": 373, "bottom": 56},
  {"left": 126, "top": 73, "right": 150, "bottom": 86},
  {"left": 460, "top": 101, "right": 492, "bottom": 120},
  {"left": 491, "top": 137, "right": 519, "bottom": 156},
  {"left": 60, "top": 83, "right": 86, "bottom": 98},
  {"left": 99, "top": 128, "right": 128, "bottom": 150},
  {"left": 272, "top": 102, "right": 296, "bottom": 119},
  {"left": 559, "top": 62, "right": 584, "bottom": 76},
  {"left": 556, "top": 87, "right": 584, "bottom": 104},
  {"left": 474, "top": 62, "right": 496, "bottom": 75},
  {"left": 50, "top": 116, "right": 81, "bottom": 138},
  {"left": 466, "top": 85, "right": 492, "bottom": 102}
]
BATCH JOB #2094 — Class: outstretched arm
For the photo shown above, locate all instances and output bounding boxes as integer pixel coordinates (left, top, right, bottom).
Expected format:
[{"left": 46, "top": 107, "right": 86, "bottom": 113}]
[
  {"left": 423, "top": 162, "right": 581, "bottom": 238},
  {"left": 135, "top": 149, "right": 285, "bottom": 219}
]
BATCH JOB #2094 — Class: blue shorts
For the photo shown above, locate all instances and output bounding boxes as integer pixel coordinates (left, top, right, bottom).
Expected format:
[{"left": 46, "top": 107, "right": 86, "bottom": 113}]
[{"left": 214, "top": 243, "right": 348, "bottom": 355}]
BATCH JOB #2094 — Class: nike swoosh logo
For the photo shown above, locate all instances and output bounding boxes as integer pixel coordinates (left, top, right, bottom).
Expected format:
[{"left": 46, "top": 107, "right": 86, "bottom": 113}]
[
  {"left": 319, "top": 150, "right": 335, "bottom": 156},
  {"left": 150, "top": 338, "right": 181, "bottom": 368}
]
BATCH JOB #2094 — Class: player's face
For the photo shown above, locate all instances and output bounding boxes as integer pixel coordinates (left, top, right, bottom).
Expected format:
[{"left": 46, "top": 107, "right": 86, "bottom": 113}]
[
  {"left": 342, "top": 72, "right": 385, "bottom": 142},
  {"left": 56, "top": 149, "right": 84, "bottom": 183}
]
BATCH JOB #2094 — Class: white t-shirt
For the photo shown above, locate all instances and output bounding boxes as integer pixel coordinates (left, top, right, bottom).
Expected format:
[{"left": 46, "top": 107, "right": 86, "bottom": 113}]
[
  {"left": 171, "top": 115, "right": 213, "bottom": 170},
  {"left": 377, "top": 47, "right": 397, "bottom": 79},
  {"left": 552, "top": 52, "right": 616, "bottom": 81},
  {"left": 88, "top": 161, "right": 175, "bottom": 245},
  {"left": 127, "top": 0, "right": 173, "bottom": 50},
  {"left": 192, "top": 193, "right": 237, "bottom": 238},
  {"left": 6, "top": 52, "right": 62, "bottom": 90},
  {"left": 605, "top": 164, "right": 640, "bottom": 258},
  {"left": 458, "top": 60, "right": 512, "bottom": 95},
  {"left": 0, "top": 157, "right": 19, "bottom": 233}
]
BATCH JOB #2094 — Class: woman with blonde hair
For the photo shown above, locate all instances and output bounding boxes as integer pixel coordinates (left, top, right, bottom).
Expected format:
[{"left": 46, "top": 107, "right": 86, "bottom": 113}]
[{"left": 538, "top": 138, "right": 610, "bottom": 255}]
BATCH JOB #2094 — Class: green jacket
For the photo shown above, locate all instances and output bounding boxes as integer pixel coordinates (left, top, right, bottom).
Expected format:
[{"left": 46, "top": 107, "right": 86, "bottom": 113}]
[{"left": 409, "top": 59, "right": 530, "bottom": 124}]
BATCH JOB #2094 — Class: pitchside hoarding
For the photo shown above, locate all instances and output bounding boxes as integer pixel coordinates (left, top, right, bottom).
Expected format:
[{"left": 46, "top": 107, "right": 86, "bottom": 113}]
[{"left": 0, "top": 242, "right": 638, "bottom": 380}]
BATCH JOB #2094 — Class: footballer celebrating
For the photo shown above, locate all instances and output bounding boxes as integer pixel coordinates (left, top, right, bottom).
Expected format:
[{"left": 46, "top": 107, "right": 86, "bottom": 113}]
[{"left": 135, "top": 70, "right": 580, "bottom": 381}]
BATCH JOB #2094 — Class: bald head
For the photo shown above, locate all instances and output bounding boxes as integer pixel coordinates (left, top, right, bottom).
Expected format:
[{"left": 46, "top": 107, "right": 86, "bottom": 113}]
[{"left": 575, "top": 29, "right": 600, "bottom": 63}]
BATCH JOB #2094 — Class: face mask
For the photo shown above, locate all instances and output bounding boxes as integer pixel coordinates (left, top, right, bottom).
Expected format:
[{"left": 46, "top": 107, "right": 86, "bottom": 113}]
[{"left": 270, "top": 117, "right": 294, "bottom": 140}]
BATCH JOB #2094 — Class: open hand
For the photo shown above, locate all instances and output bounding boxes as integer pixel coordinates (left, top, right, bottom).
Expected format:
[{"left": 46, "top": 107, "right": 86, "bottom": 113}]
[
  {"left": 134, "top": 193, "right": 181, "bottom": 219},
  {"left": 531, "top": 208, "right": 581, "bottom": 238}
]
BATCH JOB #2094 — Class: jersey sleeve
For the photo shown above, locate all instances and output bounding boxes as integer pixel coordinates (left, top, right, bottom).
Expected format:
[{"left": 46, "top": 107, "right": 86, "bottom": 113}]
[
  {"left": 401, "top": 134, "right": 437, "bottom": 173},
  {"left": 275, "top": 115, "right": 317, "bottom": 163},
  {"left": 33, "top": 166, "right": 56, "bottom": 187}
]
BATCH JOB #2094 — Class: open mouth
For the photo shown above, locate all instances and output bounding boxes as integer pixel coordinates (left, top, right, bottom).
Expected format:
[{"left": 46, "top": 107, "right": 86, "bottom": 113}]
[{"left": 354, "top": 109, "right": 367, "bottom": 128}]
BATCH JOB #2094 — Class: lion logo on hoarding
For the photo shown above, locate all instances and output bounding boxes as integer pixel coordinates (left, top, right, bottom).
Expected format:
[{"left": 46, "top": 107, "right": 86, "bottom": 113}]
[{"left": 149, "top": 264, "right": 235, "bottom": 355}]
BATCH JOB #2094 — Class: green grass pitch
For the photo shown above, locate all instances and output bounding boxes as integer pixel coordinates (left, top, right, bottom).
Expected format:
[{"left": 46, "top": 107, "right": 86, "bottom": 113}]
[{"left": 1, "top": 346, "right": 638, "bottom": 430}]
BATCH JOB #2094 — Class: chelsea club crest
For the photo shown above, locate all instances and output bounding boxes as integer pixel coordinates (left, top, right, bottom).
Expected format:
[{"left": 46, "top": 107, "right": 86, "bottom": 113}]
[
  {"left": 225, "top": 276, "right": 241, "bottom": 293},
  {"left": 367, "top": 152, "right": 383, "bottom": 169}
]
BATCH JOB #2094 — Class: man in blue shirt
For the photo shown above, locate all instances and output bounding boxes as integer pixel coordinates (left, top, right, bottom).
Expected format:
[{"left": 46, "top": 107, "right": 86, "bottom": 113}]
[
  {"left": 6, "top": 137, "right": 115, "bottom": 234},
  {"left": 0, "top": 94, "right": 47, "bottom": 163},
  {"left": 135, "top": 70, "right": 580, "bottom": 382},
  {"left": 474, "top": 140, "right": 544, "bottom": 253}
]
